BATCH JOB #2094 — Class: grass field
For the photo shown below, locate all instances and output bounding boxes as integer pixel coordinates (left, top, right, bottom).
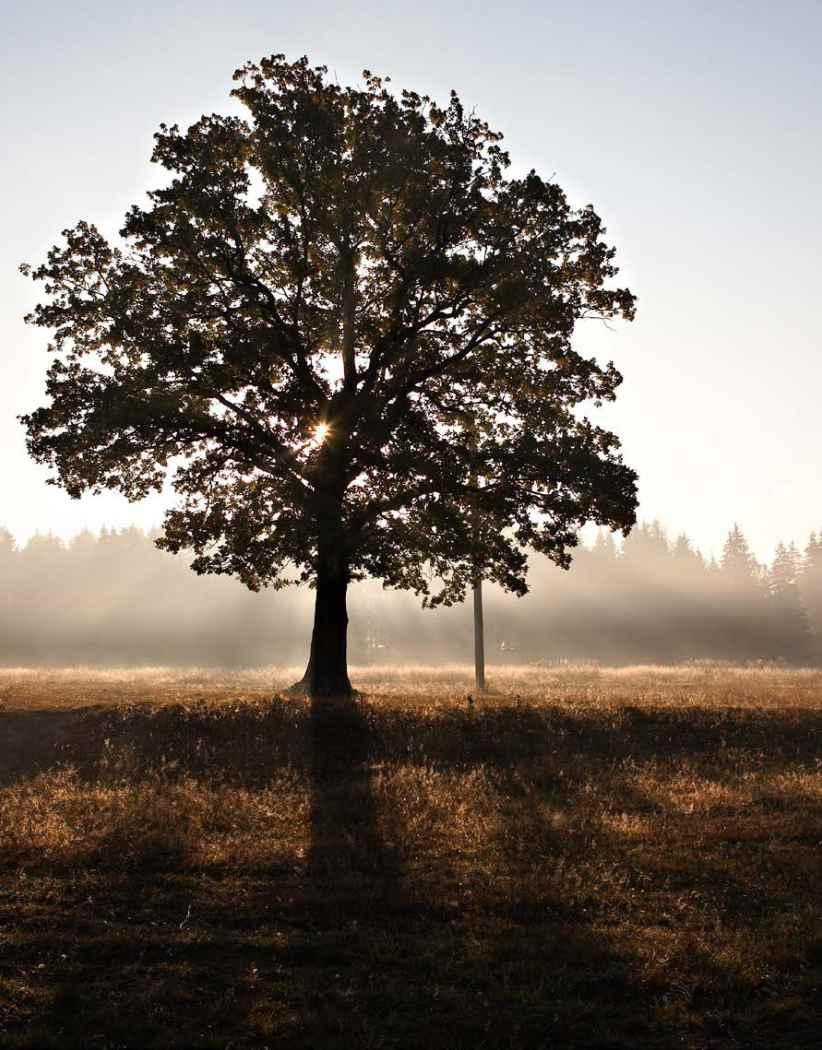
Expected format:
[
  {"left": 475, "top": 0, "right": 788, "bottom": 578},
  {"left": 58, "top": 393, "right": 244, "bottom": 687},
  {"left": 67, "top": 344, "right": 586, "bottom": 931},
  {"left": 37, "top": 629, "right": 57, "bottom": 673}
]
[{"left": 1, "top": 664, "right": 821, "bottom": 1048}]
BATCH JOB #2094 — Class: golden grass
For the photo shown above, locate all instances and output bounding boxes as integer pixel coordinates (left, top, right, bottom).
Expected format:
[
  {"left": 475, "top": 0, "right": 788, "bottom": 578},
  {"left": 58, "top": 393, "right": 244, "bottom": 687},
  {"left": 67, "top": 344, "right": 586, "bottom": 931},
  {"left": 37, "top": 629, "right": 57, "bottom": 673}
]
[
  {"left": 1, "top": 665, "right": 821, "bottom": 1048},
  {"left": 3, "top": 660, "right": 822, "bottom": 709}
]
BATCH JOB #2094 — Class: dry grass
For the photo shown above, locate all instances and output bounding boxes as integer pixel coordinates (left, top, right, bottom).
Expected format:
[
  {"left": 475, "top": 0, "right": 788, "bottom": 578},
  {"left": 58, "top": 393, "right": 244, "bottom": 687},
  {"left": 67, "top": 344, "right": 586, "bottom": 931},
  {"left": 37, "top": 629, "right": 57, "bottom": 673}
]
[{"left": 1, "top": 664, "right": 821, "bottom": 1048}]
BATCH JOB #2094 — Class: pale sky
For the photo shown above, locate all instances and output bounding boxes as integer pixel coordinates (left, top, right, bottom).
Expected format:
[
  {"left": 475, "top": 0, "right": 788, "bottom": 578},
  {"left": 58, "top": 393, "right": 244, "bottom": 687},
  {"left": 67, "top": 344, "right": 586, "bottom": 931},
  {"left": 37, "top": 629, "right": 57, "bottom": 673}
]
[{"left": 2, "top": 0, "right": 820, "bottom": 562}]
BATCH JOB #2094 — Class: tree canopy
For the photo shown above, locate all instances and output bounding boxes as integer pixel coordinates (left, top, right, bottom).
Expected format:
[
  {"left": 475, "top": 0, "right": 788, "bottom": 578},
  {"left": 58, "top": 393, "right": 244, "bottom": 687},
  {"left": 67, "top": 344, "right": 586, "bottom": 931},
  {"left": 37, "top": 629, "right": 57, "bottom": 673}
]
[{"left": 21, "top": 55, "right": 638, "bottom": 694}]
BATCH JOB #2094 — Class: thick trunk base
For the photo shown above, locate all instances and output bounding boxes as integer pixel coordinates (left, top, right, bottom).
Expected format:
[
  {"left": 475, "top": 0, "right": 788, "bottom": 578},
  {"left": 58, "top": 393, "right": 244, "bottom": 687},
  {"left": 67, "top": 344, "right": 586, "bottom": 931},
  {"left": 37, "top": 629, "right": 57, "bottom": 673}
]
[
  {"left": 286, "top": 666, "right": 354, "bottom": 700},
  {"left": 289, "top": 563, "right": 353, "bottom": 699}
]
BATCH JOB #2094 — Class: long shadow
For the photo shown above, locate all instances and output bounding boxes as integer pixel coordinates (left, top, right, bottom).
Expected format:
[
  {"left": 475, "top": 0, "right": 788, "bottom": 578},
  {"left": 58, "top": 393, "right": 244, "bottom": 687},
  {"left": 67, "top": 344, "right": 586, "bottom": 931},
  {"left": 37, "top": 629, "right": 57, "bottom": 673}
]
[
  {"left": 306, "top": 694, "right": 404, "bottom": 915},
  {"left": 267, "top": 695, "right": 413, "bottom": 1046},
  {"left": 2, "top": 697, "right": 822, "bottom": 1047}
]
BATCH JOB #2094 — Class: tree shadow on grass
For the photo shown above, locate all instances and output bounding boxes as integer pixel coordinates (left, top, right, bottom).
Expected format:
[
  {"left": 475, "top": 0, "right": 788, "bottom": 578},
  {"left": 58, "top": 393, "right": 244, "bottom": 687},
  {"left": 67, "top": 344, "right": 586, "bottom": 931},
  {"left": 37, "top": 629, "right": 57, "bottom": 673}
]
[
  {"left": 307, "top": 695, "right": 403, "bottom": 915},
  {"left": 2, "top": 697, "right": 822, "bottom": 1047},
  {"left": 4, "top": 699, "right": 822, "bottom": 787}
]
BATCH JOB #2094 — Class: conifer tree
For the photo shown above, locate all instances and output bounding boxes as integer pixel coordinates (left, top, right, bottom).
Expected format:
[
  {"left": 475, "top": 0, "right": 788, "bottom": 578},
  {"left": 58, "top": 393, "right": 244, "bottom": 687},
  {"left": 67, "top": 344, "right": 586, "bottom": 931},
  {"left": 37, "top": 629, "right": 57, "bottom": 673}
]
[
  {"left": 671, "top": 532, "right": 705, "bottom": 575},
  {"left": 621, "top": 521, "right": 670, "bottom": 568},
  {"left": 768, "top": 542, "right": 811, "bottom": 661},
  {"left": 720, "top": 525, "right": 760, "bottom": 587},
  {"left": 590, "top": 529, "right": 619, "bottom": 565},
  {"left": 717, "top": 525, "right": 766, "bottom": 660},
  {"left": 0, "top": 528, "right": 15, "bottom": 559},
  {"left": 799, "top": 531, "right": 822, "bottom": 656}
]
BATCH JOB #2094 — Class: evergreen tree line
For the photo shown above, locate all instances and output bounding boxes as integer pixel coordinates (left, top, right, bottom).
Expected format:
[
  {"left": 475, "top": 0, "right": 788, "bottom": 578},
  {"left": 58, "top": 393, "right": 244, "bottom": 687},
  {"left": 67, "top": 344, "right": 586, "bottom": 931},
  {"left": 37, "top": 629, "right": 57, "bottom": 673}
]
[{"left": 1, "top": 522, "right": 821, "bottom": 666}]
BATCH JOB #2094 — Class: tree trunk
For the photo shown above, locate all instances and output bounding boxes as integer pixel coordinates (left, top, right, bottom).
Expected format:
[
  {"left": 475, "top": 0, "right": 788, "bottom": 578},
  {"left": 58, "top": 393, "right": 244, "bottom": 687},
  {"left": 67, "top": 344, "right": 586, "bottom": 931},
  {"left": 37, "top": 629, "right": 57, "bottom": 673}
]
[
  {"left": 292, "top": 558, "right": 353, "bottom": 698},
  {"left": 473, "top": 577, "right": 486, "bottom": 692}
]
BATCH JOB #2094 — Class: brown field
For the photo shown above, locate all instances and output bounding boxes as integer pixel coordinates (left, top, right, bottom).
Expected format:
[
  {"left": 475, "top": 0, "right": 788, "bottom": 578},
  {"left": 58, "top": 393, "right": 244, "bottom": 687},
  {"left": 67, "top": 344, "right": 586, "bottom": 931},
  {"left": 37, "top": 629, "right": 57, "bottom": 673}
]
[{"left": 1, "top": 664, "right": 821, "bottom": 1049}]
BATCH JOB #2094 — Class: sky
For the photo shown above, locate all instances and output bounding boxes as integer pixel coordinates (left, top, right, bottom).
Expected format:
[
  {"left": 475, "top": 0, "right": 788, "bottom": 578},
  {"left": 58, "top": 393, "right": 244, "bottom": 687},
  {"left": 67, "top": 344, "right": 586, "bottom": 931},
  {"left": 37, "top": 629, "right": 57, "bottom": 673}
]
[{"left": 2, "top": 0, "right": 821, "bottom": 563}]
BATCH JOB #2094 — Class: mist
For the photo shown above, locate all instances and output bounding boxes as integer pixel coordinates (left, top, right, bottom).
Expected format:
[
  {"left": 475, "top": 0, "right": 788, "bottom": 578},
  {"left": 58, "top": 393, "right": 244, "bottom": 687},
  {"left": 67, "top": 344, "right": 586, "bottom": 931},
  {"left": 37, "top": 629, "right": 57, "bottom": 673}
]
[{"left": 2, "top": 521, "right": 820, "bottom": 668}]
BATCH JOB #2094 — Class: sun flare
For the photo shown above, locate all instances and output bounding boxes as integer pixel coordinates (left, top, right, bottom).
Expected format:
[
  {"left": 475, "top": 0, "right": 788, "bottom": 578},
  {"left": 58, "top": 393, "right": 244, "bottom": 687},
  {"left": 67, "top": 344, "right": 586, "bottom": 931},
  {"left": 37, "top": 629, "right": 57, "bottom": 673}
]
[{"left": 313, "top": 421, "right": 330, "bottom": 445}]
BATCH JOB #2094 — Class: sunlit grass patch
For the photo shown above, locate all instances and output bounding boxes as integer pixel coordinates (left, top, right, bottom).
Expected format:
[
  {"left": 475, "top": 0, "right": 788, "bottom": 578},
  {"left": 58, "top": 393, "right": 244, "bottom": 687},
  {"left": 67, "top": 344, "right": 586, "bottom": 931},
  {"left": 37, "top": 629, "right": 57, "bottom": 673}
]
[{"left": 0, "top": 768, "right": 310, "bottom": 869}]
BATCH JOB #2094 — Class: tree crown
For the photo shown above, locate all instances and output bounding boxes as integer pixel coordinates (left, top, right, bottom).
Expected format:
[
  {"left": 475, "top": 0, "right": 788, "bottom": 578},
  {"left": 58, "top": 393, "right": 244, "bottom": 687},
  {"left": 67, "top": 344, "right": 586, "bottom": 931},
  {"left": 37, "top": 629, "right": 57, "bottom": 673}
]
[{"left": 21, "top": 55, "right": 637, "bottom": 604}]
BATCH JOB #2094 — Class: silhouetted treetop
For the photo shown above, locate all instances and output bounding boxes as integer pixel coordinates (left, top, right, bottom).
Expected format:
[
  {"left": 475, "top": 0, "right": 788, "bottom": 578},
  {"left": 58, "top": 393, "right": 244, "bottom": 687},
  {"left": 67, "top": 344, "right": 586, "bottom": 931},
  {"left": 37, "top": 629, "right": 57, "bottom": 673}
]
[
  {"left": 20, "top": 54, "right": 637, "bottom": 694},
  {"left": 721, "top": 525, "right": 760, "bottom": 587},
  {"left": 0, "top": 528, "right": 15, "bottom": 554},
  {"left": 800, "top": 532, "right": 822, "bottom": 642}
]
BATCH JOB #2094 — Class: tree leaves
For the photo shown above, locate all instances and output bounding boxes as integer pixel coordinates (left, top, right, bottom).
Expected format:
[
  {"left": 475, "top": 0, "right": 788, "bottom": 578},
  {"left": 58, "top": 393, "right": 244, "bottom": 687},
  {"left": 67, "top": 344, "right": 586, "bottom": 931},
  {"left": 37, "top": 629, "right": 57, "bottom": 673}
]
[{"left": 20, "top": 54, "right": 638, "bottom": 603}]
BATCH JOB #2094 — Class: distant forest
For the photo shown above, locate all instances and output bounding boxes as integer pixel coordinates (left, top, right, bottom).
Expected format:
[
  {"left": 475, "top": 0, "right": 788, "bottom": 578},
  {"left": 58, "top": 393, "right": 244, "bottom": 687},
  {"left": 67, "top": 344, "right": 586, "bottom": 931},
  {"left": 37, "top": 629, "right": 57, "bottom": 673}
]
[{"left": 1, "top": 522, "right": 821, "bottom": 666}]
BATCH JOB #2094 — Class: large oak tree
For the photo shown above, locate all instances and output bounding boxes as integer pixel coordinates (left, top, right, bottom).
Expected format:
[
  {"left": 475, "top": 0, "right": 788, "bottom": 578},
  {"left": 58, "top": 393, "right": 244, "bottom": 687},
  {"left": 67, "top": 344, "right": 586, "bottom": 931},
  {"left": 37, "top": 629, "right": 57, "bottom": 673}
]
[{"left": 21, "top": 55, "right": 638, "bottom": 696}]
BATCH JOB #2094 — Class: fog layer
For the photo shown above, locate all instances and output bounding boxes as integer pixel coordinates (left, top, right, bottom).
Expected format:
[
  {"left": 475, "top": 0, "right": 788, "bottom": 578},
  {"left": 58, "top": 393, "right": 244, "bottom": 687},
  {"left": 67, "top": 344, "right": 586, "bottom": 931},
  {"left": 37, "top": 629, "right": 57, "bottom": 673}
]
[{"left": 1, "top": 523, "right": 820, "bottom": 667}]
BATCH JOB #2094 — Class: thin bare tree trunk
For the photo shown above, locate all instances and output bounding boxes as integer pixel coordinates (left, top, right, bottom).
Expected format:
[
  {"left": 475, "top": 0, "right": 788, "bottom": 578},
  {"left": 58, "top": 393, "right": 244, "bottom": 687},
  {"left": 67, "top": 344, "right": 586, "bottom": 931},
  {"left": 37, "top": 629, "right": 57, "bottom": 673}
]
[{"left": 473, "top": 577, "right": 486, "bottom": 692}]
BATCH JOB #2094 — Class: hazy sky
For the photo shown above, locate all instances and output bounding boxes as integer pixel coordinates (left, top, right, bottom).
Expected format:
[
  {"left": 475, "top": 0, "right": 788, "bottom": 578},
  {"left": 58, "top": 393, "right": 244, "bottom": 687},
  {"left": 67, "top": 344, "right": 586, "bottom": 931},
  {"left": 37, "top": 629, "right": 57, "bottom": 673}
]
[{"left": 2, "top": 0, "right": 820, "bottom": 561}]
